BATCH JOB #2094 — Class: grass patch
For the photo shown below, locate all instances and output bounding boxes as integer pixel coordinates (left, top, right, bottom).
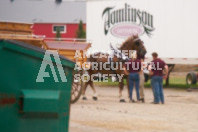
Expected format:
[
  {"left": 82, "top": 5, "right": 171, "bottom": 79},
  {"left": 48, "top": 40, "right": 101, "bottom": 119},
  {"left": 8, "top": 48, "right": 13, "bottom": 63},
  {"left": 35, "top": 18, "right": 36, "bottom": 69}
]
[{"left": 94, "top": 75, "right": 198, "bottom": 89}]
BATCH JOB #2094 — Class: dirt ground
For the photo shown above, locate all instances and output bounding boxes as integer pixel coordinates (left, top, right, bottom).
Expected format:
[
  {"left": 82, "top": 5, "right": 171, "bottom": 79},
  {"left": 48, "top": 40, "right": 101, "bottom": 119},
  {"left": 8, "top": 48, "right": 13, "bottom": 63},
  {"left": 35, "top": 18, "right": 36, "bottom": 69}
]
[{"left": 69, "top": 86, "right": 198, "bottom": 132}]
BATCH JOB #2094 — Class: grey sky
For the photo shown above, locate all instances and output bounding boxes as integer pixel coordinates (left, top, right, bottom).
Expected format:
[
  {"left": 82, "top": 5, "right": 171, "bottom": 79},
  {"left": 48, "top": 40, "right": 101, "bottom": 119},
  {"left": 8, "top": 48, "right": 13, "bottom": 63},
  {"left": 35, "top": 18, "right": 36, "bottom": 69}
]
[{"left": 0, "top": 0, "right": 86, "bottom": 23}]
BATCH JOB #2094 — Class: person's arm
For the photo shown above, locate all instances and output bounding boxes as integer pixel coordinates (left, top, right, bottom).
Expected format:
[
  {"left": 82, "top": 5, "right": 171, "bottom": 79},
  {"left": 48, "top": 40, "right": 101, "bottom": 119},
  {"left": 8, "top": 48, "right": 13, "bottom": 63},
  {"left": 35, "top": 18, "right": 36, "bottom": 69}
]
[
  {"left": 124, "top": 67, "right": 129, "bottom": 75},
  {"left": 148, "top": 63, "right": 154, "bottom": 76},
  {"left": 124, "top": 61, "right": 130, "bottom": 75},
  {"left": 163, "top": 65, "right": 169, "bottom": 80}
]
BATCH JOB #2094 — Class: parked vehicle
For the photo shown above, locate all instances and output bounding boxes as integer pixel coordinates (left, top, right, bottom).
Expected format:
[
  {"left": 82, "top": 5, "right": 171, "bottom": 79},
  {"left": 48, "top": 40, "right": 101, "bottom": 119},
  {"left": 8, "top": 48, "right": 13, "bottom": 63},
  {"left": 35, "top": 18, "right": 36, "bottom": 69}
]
[{"left": 86, "top": 0, "right": 198, "bottom": 85}]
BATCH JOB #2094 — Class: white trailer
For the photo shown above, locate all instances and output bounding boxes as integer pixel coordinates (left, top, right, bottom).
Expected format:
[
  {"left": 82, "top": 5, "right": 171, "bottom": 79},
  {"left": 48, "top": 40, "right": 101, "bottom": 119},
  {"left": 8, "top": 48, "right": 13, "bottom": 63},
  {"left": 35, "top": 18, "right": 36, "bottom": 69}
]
[{"left": 87, "top": 0, "right": 198, "bottom": 84}]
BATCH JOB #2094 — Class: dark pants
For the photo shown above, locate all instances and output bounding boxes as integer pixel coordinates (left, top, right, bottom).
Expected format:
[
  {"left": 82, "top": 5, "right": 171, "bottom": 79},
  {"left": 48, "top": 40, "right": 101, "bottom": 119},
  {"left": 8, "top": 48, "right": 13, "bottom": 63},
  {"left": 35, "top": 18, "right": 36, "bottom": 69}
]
[
  {"left": 129, "top": 73, "right": 140, "bottom": 100},
  {"left": 151, "top": 76, "right": 164, "bottom": 103}
]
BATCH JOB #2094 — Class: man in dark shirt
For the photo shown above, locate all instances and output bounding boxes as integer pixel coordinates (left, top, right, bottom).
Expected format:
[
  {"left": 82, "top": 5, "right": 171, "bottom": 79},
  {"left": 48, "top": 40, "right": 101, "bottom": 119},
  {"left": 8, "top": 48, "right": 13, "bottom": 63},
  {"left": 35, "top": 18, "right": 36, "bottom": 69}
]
[
  {"left": 149, "top": 52, "right": 168, "bottom": 104},
  {"left": 125, "top": 52, "right": 142, "bottom": 103}
]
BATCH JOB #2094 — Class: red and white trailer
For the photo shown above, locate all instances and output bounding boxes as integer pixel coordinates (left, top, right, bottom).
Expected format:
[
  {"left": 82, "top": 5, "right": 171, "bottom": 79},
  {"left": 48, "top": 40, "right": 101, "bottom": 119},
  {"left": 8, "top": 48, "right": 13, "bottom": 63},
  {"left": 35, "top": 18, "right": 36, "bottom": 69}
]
[{"left": 86, "top": 0, "right": 198, "bottom": 85}]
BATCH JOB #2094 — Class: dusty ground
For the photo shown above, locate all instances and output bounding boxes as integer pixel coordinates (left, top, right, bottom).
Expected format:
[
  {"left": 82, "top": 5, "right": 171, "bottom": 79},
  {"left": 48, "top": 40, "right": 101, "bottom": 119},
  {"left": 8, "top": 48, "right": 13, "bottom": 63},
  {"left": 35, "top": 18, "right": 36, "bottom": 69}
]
[{"left": 69, "top": 86, "right": 198, "bottom": 132}]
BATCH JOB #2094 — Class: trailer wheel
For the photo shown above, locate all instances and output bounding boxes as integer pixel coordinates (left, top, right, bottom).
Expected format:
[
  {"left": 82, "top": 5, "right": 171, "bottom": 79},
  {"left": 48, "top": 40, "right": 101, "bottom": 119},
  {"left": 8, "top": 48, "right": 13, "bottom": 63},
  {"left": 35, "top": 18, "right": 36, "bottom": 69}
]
[{"left": 186, "top": 72, "right": 197, "bottom": 85}]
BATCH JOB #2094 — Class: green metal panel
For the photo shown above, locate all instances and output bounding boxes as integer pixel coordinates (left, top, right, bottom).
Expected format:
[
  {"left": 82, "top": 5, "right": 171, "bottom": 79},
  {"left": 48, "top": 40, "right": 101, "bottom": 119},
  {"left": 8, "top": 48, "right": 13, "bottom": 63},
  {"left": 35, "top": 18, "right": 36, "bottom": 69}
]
[
  {"left": 22, "top": 90, "right": 59, "bottom": 112},
  {"left": 0, "top": 40, "right": 75, "bottom": 132}
]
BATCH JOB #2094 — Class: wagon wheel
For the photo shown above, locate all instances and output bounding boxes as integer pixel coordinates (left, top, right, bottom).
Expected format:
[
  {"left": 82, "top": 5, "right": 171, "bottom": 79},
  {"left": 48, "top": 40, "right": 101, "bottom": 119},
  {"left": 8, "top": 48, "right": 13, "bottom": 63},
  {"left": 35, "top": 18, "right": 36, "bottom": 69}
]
[{"left": 71, "top": 70, "right": 83, "bottom": 104}]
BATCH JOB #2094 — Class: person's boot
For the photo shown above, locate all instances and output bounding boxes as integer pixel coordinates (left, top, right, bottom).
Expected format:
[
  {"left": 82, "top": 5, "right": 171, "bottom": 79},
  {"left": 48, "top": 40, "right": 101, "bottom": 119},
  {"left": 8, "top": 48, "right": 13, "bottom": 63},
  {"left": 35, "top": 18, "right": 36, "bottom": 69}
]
[
  {"left": 129, "top": 99, "right": 135, "bottom": 103},
  {"left": 142, "top": 98, "right": 145, "bottom": 103},
  {"left": 82, "top": 96, "right": 87, "bottom": 100},
  {"left": 139, "top": 98, "right": 145, "bottom": 103}
]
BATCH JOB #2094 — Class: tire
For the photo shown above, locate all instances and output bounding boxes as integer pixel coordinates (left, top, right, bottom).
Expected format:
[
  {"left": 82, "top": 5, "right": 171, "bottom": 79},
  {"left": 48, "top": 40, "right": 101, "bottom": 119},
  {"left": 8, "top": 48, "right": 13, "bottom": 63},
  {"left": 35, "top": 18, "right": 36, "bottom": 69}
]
[
  {"left": 186, "top": 72, "right": 197, "bottom": 85},
  {"left": 70, "top": 70, "right": 83, "bottom": 104}
]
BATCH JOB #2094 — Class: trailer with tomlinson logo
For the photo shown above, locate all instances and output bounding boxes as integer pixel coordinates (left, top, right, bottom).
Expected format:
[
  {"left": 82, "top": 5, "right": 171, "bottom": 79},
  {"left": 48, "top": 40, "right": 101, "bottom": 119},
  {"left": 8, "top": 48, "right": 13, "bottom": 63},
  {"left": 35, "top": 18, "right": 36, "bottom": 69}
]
[{"left": 86, "top": 0, "right": 198, "bottom": 85}]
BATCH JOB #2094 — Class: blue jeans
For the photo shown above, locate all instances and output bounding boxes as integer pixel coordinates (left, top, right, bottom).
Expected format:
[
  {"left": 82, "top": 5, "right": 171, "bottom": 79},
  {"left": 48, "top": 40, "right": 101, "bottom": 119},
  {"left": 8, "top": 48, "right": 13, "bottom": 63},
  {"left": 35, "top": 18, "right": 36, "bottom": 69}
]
[
  {"left": 151, "top": 76, "right": 164, "bottom": 103},
  {"left": 129, "top": 73, "right": 140, "bottom": 100}
]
